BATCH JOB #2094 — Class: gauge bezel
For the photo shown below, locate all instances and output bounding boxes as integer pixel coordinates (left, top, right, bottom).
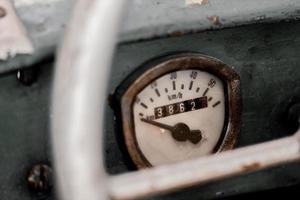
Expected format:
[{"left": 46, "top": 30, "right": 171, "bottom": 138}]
[{"left": 115, "top": 53, "right": 241, "bottom": 169}]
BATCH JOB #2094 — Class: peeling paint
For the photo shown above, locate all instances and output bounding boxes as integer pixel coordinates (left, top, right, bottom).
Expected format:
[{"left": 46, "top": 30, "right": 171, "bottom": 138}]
[
  {"left": 0, "top": 0, "right": 34, "bottom": 60},
  {"left": 186, "top": 0, "right": 209, "bottom": 6}
]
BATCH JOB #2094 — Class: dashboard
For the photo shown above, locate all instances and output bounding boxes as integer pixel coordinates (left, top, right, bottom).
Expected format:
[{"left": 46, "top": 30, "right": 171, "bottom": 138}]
[{"left": 0, "top": 1, "right": 300, "bottom": 200}]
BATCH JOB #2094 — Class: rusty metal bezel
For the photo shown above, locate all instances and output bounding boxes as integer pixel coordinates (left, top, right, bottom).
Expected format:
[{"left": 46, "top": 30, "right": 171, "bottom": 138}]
[{"left": 118, "top": 53, "right": 241, "bottom": 169}]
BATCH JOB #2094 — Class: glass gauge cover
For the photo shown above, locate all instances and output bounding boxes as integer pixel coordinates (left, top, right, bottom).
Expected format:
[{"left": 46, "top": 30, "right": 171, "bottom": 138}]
[{"left": 114, "top": 53, "right": 241, "bottom": 168}]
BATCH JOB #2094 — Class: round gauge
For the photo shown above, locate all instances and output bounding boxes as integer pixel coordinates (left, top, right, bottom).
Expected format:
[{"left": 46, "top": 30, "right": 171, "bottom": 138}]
[{"left": 115, "top": 53, "right": 241, "bottom": 168}]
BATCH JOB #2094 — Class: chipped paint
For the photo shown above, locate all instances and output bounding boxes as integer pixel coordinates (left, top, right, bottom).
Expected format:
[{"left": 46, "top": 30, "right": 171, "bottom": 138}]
[
  {"left": 0, "top": 0, "right": 34, "bottom": 60},
  {"left": 186, "top": 0, "right": 209, "bottom": 6},
  {"left": 207, "top": 15, "right": 222, "bottom": 26}
]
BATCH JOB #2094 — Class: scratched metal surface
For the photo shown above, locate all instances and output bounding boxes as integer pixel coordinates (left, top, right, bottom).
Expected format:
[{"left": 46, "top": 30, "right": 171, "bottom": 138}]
[
  {"left": 0, "top": 4, "right": 300, "bottom": 200},
  {"left": 0, "top": 0, "right": 300, "bottom": 73}
]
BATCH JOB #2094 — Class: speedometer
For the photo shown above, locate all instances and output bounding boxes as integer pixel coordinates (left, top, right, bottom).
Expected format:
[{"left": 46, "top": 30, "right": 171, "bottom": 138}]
[{"left": 114, "top": 53, "right": 241, "bottom": 168}]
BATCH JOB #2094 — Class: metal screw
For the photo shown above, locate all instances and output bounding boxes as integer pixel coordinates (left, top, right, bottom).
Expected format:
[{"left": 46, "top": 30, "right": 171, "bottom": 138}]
[
  {"left": 0, "top": 7, "right": 6, "bottom": 18},
  {"left": 16, "top": 68, "right": 38, "bottom": 86},
  {"left": 27, "top": 164, "right": 53, "bottom": 193}
]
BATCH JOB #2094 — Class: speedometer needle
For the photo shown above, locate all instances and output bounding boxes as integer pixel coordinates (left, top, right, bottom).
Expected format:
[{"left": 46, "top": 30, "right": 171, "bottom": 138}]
[
  {"left": 141, "top": 118, "right": 173, "bottom": 131},
  {"left": 141, "top": 118, "right": 202, "bottom": 144}
]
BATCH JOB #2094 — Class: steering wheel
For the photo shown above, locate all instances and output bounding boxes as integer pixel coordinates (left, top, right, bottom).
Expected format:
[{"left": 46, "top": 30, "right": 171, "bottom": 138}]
[{"left": 51, "top": 1, "right": 300, "bottom": 200}]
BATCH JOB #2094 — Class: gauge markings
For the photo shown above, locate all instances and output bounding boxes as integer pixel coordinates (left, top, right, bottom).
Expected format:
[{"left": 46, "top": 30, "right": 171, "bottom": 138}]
[
  {"left": 189, "top": 81, "right": 194, "bottom": 90},
  {"left": 155, "top": 88, "right": 161, "bottom": 97},
  {"left": 202, "top": 88, "right": 209, "bottom": 97},
  {"left": 140, "top": 102, "right": 148, "bottom": 109},
  {"left": 212, "top": 101, "right": 221, "bottom": 108},
  {"left": 131, "top": 69, "right": 229, "bottom": 166}
]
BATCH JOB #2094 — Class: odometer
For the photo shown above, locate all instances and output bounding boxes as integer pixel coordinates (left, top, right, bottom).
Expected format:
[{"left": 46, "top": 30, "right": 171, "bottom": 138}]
[{"left": 115, "top": 53, "right": 241, "bottom": 168}]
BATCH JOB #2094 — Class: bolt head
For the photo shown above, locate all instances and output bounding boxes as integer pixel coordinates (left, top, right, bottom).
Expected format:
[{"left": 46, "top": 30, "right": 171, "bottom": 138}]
[{"left": 27, "top": 164, "right": 53, "bottom": 193}]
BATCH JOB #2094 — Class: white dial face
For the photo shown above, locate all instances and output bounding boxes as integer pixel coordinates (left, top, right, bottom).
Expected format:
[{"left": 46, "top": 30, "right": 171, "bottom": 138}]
[{"left": 133, "top": 70, "right": 226, "bottom": 166}]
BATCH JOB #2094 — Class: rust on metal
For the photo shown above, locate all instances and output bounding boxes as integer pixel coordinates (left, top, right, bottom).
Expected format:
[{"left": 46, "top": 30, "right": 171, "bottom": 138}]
[
  {"left": 109, "top": 130, "right": 300, "bottom": 200},
  {"left": 242, "top": 162, "right": 261, "bottom": 172},
  {"left": 119, "top": 53, "right": 242, "bottom": 169},
  {"left": 207, "top": 15, "right": 222, "bottom": 27},
  {"left": 0, "top": 6, "right": 6, "bottom": 18},
  {"left": 169, "top": 31, "right": 184, "bottom": 37}
]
